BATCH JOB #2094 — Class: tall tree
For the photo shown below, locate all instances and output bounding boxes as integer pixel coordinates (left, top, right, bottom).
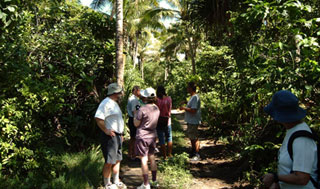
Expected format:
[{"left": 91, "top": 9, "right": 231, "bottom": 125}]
[
  {"left": 115, "top": 0, "right": 124, "bottom": 86},
  {"left": 91, "top": 0, "right": 124, "bottom": 87}
]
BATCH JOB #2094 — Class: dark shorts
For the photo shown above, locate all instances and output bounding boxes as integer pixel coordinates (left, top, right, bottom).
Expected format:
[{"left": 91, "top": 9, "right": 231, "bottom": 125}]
[
  {"left": 100, "top": 132, "right": 123, "bottom": 164},
  {"left": 128, "top": 117, "right": 137, "bottom": 138},
  {"left": 135, "top": 138, "right": 156, "bottom": 157}
]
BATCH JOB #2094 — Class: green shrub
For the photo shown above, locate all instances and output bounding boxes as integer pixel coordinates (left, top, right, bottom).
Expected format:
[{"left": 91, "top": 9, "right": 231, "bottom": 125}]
[
  {"left": 158, "top": 153, "right": 192, "bottom": 188},
  {"left": 0, "top": 0, "right": 115, "bottom": 180}
]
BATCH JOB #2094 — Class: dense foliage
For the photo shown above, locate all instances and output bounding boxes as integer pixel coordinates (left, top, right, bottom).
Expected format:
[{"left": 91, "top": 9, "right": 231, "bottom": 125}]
[
  {"left": 0, "top": 0, "right": 115, "bottom": 184},
  {"left": 1, "top": 0, "right": 320, "bottom": 187},
  {"left": 154, "top": 0, "right": 319, "bottom": 186}
]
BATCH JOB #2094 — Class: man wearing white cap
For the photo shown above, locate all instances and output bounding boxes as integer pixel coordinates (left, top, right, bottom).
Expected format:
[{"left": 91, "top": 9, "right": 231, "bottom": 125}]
[{"left": 95, "top": 83, "right": 127, "bottom": 189}]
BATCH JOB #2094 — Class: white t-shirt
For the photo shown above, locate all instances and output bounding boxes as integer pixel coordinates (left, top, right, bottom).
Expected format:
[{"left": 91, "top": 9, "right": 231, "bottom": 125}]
[
  {"left": 278, "top": 122, "right": 318, "bottom": 189},
  {"left": 127, "top": 94, "right": 140, "bottom": 117},
  {"left": 95, "top": 97, "right": 124, "bottom": 134}
]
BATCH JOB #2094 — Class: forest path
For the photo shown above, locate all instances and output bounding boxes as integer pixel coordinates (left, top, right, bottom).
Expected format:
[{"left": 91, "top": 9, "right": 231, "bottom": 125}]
[{"left": 119, "top": 113, "right": 248, "bottom": 189}]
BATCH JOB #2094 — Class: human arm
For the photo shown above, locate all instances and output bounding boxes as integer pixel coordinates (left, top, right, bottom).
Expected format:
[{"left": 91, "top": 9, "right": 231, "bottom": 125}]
[
  {"left": 134, "top": 108, "right": 142, "bottom": 127},
  {"left": 134, "top": 118, "right": 141, "bottom": 127},
  {"left": 263, "top": 171, "right": 310, "bottom": 187},
  {"left": 180, "top": 106, "right": 197, "bottom": 113},
  {"left": 263, "top": 137, "right": 316, "bottom": 187},
  {"left": 180, "top": 96, "right": 198, "bottom": 114},
  {"left": 168, "top": 96, "right": 172, "bottom": 115},
  {"left": 95, "top": 118, "right": 116, "bottom": 137}
]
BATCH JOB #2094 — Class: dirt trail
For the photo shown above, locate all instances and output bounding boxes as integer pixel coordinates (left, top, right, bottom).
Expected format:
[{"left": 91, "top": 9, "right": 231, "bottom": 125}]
[{"left": 120, "top": 114, "right": 248, "bottom": 189}]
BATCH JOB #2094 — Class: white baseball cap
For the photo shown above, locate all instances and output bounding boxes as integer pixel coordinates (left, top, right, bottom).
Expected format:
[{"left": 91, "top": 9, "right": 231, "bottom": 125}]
[{"left": 140, "top": 88, "right": 156, "bottom": 98}]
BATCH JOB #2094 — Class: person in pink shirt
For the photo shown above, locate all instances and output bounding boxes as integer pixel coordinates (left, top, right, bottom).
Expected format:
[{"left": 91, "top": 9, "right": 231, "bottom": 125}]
[{"left": 156, "top": 86, "right": 173, "bottom": 159}]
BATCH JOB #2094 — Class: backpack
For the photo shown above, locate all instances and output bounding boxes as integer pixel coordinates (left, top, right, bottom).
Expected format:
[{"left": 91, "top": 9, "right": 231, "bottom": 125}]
[{"left": 287, "top": 129, "right": 320, "bottom": 188}]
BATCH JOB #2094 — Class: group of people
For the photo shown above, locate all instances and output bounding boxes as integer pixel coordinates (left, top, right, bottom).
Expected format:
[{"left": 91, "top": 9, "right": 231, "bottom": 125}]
[
  {"left": 95, "top": 82, "right": 202, "bottom": 189},
  {"left": 95, "top": 82, "right": 319, "bottom": 189}
]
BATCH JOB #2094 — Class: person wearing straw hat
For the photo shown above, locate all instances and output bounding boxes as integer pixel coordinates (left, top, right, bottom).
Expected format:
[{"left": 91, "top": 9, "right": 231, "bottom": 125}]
[
  {"left": 95, "top": 83, "right": 127, "bottom": 189},
  {"left": 134, "top": 88, "right": 160, "bottom": 189},
  {"left": 262, "top": 90, "right": 318, "bottom": 189}
]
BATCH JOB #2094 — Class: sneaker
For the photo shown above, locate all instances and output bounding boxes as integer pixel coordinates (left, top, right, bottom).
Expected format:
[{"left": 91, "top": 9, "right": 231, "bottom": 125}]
[
  {"left": 105, "top": 184, "right": 118, "bottom": 189},
  {"left": 137, "top": 183, "right": 151, "bottom": 189},
  {"left": 190, "top": 154, "right": 200, "bottom": 161},
  {"left": 115, "top": 181, "right": 127, "bottom": 189},
  {"left": 150, "top": 180, "right": 159, "bottom": 188}
]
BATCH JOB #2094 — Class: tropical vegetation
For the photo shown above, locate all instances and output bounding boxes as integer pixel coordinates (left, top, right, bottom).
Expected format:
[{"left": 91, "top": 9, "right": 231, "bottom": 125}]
[{"left": 1, "top": 0, "right": 319, "bottom": 188}]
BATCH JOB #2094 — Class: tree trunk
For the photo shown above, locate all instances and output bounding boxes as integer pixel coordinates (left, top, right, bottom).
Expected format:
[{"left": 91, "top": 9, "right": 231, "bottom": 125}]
[
  {"left": 187, "top": 36, "right": 197, "bottom": 75},
  {"left": 133, "top": 32, "right": 139, "bottom": 68},
  {"left": 116, "top": 0, "right": 124, "bottom": 87},
  {"left": 164, "top": 65, "right": 168, "bottom": 81},
  {"left": 139, "top": 56, "right": 144, "bottom": 79}
]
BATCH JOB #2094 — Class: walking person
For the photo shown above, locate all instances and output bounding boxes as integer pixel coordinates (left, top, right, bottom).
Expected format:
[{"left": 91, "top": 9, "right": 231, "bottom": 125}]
[
  {"left": 95, "top": 83, "right": 127, "bottom": 189},
  {"left": 156, "top": 86, "right": 173, "bottom": 159},
  {"left": 127, "top": 86, "right": 141, "bottom": 160},
  {"left": 134, "top": 88, "right": 160, "bottom": 189},
  {"left": 262, "top": 90, "right": 318, "bottom": 189},
  {"left": 180, "top": 82, "right": 201, "bottom": 161}
]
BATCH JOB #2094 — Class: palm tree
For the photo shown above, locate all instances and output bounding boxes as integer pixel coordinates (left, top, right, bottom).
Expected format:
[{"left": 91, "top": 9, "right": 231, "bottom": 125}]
[
  {"left": 91, "top": 0, "right": 176, "bottom": 79},
  {"left": 160, "top": 1, "right": 202, "bottom": 75},
  {"left": 91, "top": 0, "right": 124, "bottom": 87},
  {"left": 115, "top": 0, "right": 124, "bottom": 87}
]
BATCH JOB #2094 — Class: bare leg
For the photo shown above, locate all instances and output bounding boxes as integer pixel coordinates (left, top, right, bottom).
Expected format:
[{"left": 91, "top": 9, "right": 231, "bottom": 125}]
[
  {"left": 148, "top": 154, "right": 157, "bottom": 171},
  {"left": 112, "top": 160, "right": 121, "bottom": 183},
  {"left": 167, "top": 142, "right": 173, "bottom": 157},
  {"left": 191, "top": 139, "right": 195, "bottom": 154},
  {"left": 149, "top": 154, "right": 157, "bottom": 182},
  {"left": 103, "top": 163, "right": 113, "bottom": 185},
  {"left": 191, "top": 139, "right": 200, "bottom": 154},
  {"left": 129, "top": 138, "right": 136, "bottom": 158},
  {"left": 194, "top": 139, "right": 200, "bottom": 153},
  {"left": 160, "top": 144, "right": 166, "bottom": 159},
  {"left": 140, "top": 156, "right": 149, "bottom": 185}
]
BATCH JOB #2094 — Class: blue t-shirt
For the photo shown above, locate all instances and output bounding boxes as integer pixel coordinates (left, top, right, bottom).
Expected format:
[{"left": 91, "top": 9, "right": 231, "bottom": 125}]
[{"left": 184, "top": 94, "right": 201, "bottom": 124}]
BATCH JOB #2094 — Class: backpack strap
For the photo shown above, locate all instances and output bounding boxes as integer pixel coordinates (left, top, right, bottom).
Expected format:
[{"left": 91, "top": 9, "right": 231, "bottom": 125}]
[{"left": 287, "top": 130, "right": 319, "bottom": 188}]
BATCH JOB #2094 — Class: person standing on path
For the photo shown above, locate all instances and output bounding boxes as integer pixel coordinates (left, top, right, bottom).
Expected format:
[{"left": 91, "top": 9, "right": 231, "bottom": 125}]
[
  {"left": 262, "top": 90, "right": 318, "bottom": 189},
  {"left": 156, "top": 86, "right": 173, "bottom": 159},
  {"left": 95, "top": 83, "right": 127, "bottom": 189},
  {"left": 134, "top": 88, "right": 160, "bottom": 189},
  {"left": 180, "top": 82, "right": 201, "bottom": 161},
  {"left": 127, "top": 85, "right": 141, "bottom": 160}
]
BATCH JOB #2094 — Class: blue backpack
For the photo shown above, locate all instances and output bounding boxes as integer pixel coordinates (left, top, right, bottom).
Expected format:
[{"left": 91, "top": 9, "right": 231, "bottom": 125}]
[{"left": 287, "top": 130, "right": 320, "bottom": 188}]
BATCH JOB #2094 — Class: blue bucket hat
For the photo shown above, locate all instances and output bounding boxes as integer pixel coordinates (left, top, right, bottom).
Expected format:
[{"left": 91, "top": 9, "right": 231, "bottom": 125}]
[{"left": 264, "top": 90, "right": 306, "bottom": 123}]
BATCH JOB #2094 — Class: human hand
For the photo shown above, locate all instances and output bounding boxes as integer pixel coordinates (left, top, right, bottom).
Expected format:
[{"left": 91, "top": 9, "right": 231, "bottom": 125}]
[
  {"left": 106, "top": 128, "right": 116, "bottom": 137},
  {"left": 270, "top": 182, "right": 280, "bottom": 189},
  {"left": 179, "top": 101, "right": 186, "bottom": 105},
  {"left": 262, "top": 173, "right": 275, "bottom": 188},
  {"left": 179, "top": 106, "right": 185, "bottom": 110}
]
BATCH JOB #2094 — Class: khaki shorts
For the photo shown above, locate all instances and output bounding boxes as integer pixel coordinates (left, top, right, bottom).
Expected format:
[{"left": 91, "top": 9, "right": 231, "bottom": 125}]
[{"left": 186, "top": 123, "right": 199, "bottom": 140}]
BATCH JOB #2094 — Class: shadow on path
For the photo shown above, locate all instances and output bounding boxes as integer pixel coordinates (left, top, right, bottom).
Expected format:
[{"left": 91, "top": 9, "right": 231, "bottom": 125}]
[{"left": 172, "top": 114, "right": 250, "bottom": 188}]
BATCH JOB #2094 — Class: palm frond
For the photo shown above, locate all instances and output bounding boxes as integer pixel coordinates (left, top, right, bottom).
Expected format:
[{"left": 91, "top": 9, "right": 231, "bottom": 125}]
[{"left": 90, "top": 0, "right": 108, "bottom": 10}]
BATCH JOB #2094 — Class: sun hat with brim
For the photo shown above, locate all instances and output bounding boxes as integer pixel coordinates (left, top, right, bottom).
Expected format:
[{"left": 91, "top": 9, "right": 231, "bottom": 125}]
[
  {"left": 107, "top": 83, "right": 123, "bottom": 96},
  {"left": 140, "top": 88, "right": 156, "bottom": 98},
  {"left": 264, "top": 90, "right": 306, "bottom": 123}
]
